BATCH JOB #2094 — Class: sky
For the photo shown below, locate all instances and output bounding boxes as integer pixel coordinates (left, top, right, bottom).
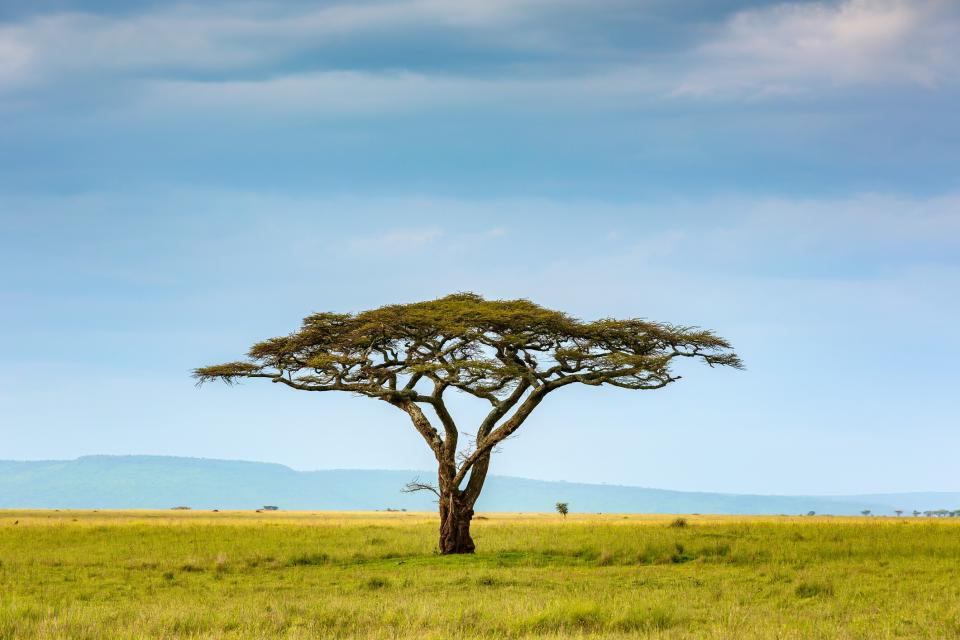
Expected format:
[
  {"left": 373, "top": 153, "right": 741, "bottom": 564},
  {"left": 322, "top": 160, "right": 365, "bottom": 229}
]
[{"left": 1, "top": 0, "right": 958, "bottom": 495}]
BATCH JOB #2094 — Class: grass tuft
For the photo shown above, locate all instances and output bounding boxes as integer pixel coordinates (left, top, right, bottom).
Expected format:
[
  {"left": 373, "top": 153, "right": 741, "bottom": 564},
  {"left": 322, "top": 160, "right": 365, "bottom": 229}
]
[
  {"left": 795, "top": 580, "right": 835, "bottom": 598},
  {"left": 363, "top": 576, "right": 391, "bottom": 590},
  {"left": 285, "top": 552, "right": 329, "bottom": 567}
]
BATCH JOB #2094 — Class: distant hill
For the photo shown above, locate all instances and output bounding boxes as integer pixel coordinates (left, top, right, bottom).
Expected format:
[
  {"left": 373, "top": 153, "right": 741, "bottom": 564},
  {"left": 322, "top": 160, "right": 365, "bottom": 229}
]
[{"left": 1, "top": 455, "right": 957, "bottom": 515}]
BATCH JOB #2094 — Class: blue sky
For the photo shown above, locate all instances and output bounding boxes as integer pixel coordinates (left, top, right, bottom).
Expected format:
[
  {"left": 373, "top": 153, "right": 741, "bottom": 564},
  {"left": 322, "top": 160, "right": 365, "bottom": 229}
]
[{"left": 1, "top": 0, "right": 958, "bottom": 494}]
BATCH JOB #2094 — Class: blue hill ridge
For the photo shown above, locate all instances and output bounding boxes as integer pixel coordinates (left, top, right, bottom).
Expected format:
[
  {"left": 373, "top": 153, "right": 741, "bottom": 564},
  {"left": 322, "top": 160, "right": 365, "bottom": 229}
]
[{"left": 1, "top": 456, "right": 956, "bottom": 515}]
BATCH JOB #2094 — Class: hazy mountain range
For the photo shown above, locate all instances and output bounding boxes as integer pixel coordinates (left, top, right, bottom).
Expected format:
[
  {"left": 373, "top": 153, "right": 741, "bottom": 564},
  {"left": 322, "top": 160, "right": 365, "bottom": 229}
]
[{"left": 1, "top": 456, "right": 957, "bottom": 515}]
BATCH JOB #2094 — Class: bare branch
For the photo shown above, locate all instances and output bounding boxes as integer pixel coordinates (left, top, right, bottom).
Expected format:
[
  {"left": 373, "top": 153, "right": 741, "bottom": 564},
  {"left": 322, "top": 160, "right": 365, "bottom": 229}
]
[{"left": 402, "top": 478, "right": 441, "bottom": 498}]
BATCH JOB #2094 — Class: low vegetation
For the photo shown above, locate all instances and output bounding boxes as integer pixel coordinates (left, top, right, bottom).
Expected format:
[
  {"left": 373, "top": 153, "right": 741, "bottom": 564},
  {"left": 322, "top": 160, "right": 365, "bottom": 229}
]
[{"left": 2, "top": 511, "right": 960, "bottom": 638}]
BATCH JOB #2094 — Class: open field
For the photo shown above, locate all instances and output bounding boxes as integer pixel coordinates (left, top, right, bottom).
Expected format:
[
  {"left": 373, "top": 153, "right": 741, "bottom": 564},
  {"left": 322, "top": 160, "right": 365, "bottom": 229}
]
[{"left": 2, "top": 511, "right": 959, "bottom": 639}]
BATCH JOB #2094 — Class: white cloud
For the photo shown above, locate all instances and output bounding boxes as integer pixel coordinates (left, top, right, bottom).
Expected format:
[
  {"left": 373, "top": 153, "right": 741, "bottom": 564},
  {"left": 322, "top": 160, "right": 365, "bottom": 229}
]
[
  {"left": 674, "top": 0, "right": 960, "bottom": 97},
  {"left": 347, "top": 224, "right": 512, "bottom": 254},
  {"left": 6, "top": 188, "right": 957, "bottom": 275},
  {"left": 3, "top": 0, "right": 957, "bottom": 110},
  {"left": 0, "top": 0, "right": 600, "bottom": 87},
  {"left": 0, "top": 0, "right": 658, "bottom": 112},
  {"left": 0, "top": 29, "right": 33, "bottom": 88},
  {"left": 350, "top": 226, "right": 444, "bottom": 251}
]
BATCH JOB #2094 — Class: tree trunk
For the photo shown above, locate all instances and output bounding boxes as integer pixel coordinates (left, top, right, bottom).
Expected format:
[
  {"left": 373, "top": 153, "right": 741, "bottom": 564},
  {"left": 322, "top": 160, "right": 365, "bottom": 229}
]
[{"left": 438, "top": 490, "right": 475, "bottom": 554}]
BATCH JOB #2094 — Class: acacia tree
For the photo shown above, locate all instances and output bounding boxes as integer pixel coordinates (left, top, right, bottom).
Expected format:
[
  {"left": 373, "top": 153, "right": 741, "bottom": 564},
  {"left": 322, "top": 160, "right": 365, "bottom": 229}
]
[{"left": 194, "top": 293, "right": 741, "bottom": 554}]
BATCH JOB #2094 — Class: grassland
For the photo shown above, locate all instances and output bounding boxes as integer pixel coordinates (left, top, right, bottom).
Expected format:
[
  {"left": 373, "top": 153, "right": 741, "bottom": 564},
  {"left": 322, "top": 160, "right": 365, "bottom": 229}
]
[{"left": 2, "top": 511, "right": 959, "bottom": 639}]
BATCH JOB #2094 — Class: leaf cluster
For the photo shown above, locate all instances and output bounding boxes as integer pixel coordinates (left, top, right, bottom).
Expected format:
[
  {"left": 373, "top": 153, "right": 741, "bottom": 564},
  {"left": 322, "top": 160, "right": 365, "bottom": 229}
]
[{"left": 193, "top": 293, "right": 742, "bottom": 401}]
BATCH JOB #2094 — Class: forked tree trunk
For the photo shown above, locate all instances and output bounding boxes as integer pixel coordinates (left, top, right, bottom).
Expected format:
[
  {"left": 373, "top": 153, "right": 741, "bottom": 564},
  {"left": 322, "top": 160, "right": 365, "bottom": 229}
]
[{"left": 438, "top": 491, "right": 475, "bottom": 554}]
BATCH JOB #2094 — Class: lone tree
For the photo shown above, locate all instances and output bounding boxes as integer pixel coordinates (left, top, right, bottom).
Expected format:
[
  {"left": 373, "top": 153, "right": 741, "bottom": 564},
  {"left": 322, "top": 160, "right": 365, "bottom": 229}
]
[
  {"left": 556, "top": 502, "right": 569, "bottom": 518},
  {"left": 194, "top": 293, "right": 741, "bottom": 554}
]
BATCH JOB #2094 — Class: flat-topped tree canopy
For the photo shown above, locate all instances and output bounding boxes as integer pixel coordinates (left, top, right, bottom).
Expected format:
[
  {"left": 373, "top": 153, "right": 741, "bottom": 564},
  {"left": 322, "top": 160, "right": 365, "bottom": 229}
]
[
  {"left": 194, "top": 293, "right": 742, "bottom": 553},
  {"left": 194, "top": 292, "right": 741, "bottom": 396}
]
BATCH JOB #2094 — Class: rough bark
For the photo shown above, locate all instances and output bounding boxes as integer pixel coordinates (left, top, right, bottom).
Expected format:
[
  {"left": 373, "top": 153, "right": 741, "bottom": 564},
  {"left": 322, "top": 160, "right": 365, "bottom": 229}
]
[{"left": 438, "top": 490, "right": 476, "bottom": 554}]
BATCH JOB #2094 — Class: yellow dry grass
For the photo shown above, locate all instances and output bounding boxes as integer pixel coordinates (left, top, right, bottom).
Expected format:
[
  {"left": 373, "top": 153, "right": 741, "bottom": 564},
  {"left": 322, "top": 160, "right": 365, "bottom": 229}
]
[{"left": 2, "top": 510, "right": 959, "bottom": 638}]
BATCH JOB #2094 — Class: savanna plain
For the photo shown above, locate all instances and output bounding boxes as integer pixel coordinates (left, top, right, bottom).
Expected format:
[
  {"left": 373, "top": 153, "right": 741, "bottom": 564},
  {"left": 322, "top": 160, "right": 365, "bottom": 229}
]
[{"left": 2, "top": 511, "right": 959, "bottom": 639}]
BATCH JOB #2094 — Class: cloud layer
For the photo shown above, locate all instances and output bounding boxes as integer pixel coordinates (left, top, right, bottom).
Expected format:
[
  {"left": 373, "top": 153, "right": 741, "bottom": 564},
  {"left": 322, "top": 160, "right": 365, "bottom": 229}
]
[
  {"left": 678, "top": 0, "right": 960, "bottom": 96},
  {"left": 3, "top": 0, "right": 958, "bottom": 109}
]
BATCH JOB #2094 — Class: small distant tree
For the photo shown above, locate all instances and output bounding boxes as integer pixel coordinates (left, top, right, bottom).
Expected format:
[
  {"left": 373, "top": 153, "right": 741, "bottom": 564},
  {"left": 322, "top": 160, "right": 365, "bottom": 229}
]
[
  {"left": 894, "top": 509, "right": 903, "bottom": 517},
  {"left": 861, "top": 510, "right": 871, "bottom": 517},
  {"left": 912, "top": 510, "right": 921, "bottom": 517},
  {"left": 194, "top": 293, "right": 740, "bottom": 554},
  {"left": 806, "top": 511, "right": 816, "bottom": 516},
  {"left": 555, "top": 502, "right": 569, "bottom": 518}
]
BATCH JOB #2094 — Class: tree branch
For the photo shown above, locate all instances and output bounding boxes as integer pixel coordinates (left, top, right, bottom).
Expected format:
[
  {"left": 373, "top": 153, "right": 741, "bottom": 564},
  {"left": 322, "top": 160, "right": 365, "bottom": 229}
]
[
  {"left": 402, "top": 478, "right": 441, "bottom": 498},
  {"left": 388, "top": 399, "right": 444, "bottom": 461},
  {"left": 429, "top": 384, "right": 460, "bottom": 479},
  {"left": 452, "top": 384, "right": 549, "bottom": 488}
]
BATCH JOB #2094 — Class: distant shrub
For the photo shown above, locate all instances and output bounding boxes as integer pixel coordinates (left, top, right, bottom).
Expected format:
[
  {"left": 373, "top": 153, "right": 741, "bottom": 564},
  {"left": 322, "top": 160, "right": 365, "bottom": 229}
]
[
  {"left": 170, "top": 506, "right": 191, "bottom": 511},
  {"left": 670, "top": 542, "right": 695, "bottom": 564},
  {"left": 669, "top": 518, "right": 688, "bottom": 528},
  {"left": 363, "top": 577, "right": 390, "bottom": 590}
]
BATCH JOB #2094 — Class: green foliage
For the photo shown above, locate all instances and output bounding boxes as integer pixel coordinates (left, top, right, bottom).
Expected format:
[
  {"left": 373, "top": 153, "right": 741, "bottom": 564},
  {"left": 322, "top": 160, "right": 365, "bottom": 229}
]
[
  {"left": 555, "top": 502, "right": 569, "bottom": 517},
  {"left": 193, "top": 292, "right": 742, "bottom": 398}
]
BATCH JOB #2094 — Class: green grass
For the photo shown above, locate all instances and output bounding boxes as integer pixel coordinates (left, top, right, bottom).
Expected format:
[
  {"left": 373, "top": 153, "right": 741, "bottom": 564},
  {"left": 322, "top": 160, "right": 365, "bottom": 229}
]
[{"left": 2, "top": 511, "right": 960, "bottom": 638}]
